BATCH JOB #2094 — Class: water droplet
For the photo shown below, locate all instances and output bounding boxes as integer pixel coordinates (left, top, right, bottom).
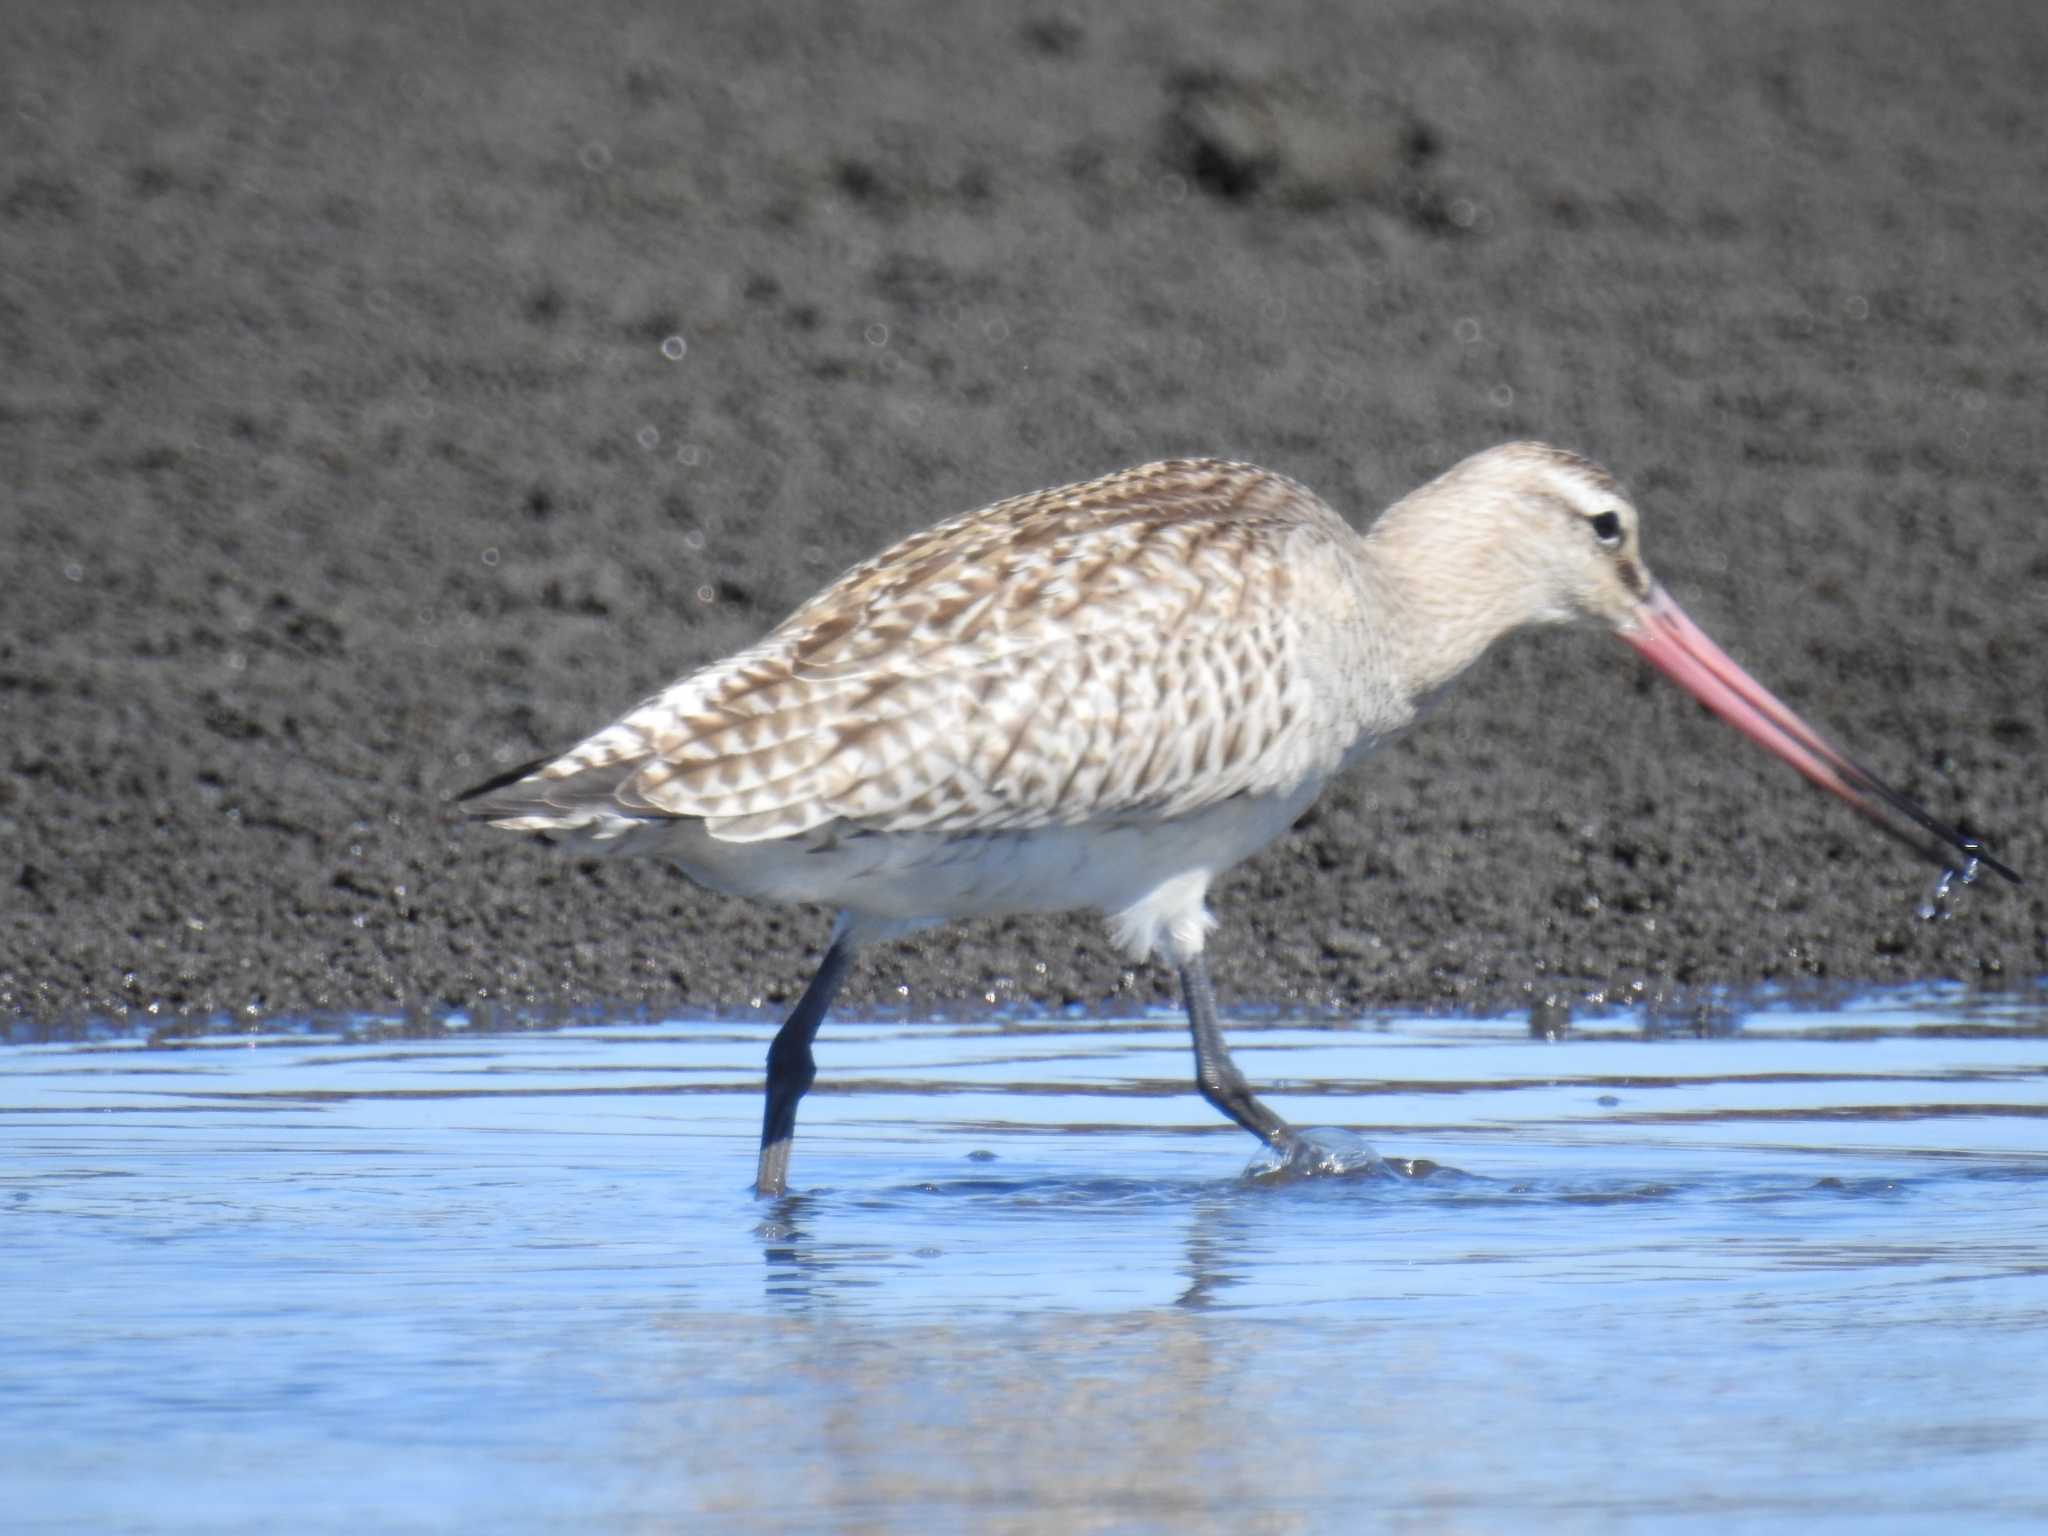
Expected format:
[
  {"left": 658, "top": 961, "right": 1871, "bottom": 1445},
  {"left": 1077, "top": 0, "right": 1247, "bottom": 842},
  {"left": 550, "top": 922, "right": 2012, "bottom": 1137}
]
[
  {"left": 480, "top": 547, "right": 499, "bottom": 567},
  {"left": 636, "top": 424, "right": 661, "bottom": 450},
  {"left": 682, "top": 529, "right": 706, "bottom": 552},
  {"left": 1489, "top": 383, "right": 1515, "bottom": 408},
  {"left": 1843, "top": 294, "right": 1869, "bottom": 321},
  {"left": 660, "top": 335, "right": 688, "bottom": 361},
  {"left": 983, "top": 317, "right": 1010, "bottom": 342},
  {"left": 62, "top": 561, "right": 82, "bottom": 583},
  {"left": 1453, "top": 316, "right": 1482, "bottom": 345},
  {"left": 864, "top": 322, "right": 889, "bottom": 347},
  {"left": 695, "top": 584, "right": 716, "bottom": 604},
  {"left": 1260, "top": 296, "right": 1288, "bottom": 324},
  {"left": 577, "top": 140, "right": 612, "bottom": 172},
  {"left": 675, "top": 444, "right": 703, "bottom": 467},
  {"left": 1448, "top": 198, "right": 1479, "bottom": 228},
  {"left": 1917, "top": 856, "right": 1979, "bottom": 921}
]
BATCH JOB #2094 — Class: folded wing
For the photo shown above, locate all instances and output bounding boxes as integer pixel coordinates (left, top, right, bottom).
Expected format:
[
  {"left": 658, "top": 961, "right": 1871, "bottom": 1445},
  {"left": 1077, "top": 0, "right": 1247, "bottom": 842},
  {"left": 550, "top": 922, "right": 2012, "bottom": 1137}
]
[{"left": 466, "top": 461, "right": 1361, "bottom": 846}]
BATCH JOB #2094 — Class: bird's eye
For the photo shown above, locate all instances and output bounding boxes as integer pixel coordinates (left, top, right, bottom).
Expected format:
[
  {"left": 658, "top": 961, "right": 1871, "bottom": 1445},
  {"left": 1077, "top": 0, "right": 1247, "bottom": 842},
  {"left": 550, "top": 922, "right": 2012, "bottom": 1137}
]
[{"left": 1590, "top": 510, "right": 1624, "bottom": 547}]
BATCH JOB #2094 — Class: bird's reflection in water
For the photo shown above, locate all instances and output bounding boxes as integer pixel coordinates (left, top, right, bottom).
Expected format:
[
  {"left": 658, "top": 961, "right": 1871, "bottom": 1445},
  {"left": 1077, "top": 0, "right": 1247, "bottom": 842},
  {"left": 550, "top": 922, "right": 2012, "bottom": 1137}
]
[
  {"left": 1173, "top": 1191, "right": 1254, "bottom": 1310},
  {"left": 750, "top": 1137, "right": 1461, "bottom": 1315},
  {"left": 757, "top": 1192, "right": 823, "bottom": 1308}
]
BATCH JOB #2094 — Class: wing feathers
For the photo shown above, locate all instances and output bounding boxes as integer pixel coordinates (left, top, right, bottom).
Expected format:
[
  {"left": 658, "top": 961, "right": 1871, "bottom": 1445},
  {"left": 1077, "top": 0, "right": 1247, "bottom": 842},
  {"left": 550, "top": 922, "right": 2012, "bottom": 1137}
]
[{"left": 470, "top": 460, "right": 1363, "bottom": 845}]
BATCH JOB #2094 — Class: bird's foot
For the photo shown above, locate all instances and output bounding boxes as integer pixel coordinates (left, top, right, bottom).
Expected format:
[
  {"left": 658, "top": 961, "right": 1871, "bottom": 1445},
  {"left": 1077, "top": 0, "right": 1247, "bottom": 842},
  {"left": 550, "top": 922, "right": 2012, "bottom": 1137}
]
[{"left": 1244, "top": 1127, "right": 1387, "bottom": 1183}]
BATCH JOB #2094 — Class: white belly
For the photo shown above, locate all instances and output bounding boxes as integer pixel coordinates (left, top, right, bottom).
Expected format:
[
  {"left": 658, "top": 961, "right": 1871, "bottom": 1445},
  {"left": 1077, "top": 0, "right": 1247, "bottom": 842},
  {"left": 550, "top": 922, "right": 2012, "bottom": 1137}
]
[{"left": 645, "top": 777, "right": 1329, "bottom": 960}]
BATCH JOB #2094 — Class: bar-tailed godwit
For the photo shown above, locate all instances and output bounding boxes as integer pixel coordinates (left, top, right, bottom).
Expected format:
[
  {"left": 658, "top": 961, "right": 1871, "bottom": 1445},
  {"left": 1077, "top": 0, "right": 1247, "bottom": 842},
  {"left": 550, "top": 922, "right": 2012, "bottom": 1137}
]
[{"left": 463, "top": 443, "right": 2017, "bottom": 1195}]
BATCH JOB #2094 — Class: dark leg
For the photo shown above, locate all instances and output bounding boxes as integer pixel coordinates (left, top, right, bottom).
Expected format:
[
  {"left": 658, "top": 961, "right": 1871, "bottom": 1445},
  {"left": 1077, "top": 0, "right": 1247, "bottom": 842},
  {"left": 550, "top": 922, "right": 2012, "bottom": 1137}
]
[
  {"left": 755, "top": 936, "right": 856, "bottom": 1198},
  {"left": 1178, "top": 950, "right": 1301, "bottom": 1152}
]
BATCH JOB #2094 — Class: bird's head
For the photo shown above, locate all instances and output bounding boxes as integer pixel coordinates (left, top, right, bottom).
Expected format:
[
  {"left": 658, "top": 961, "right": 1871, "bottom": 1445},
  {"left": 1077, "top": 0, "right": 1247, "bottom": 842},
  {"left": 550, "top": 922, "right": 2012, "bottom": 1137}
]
[
  {"left": 1370, "top": 440, "right": 2016, "bottom": 887},
  {"left": 1403, "top": 440, "right": 1654, "bottom": 630}
]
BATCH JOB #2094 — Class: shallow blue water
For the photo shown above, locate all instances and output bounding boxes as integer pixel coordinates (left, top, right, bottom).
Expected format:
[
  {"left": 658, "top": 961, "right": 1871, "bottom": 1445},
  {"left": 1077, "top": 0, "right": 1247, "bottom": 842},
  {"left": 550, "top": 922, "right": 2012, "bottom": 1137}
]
[{"left": 4, "top": 987, "right": 2045, "bottom": 1532}]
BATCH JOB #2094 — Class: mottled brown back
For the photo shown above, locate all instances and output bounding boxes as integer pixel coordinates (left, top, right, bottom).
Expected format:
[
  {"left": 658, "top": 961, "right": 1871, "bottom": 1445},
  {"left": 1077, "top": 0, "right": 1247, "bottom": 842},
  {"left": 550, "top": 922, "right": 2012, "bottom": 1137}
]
[{"left": 473, "top": 460, "right": 1369, "bottom": 844}]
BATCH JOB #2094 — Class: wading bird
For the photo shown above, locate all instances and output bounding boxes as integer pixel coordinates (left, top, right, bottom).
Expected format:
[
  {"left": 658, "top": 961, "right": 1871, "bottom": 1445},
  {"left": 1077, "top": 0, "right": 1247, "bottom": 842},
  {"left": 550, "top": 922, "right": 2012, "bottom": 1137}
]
[{"left": 463, "top": 444, "right": 2016, "bottom": 1195}]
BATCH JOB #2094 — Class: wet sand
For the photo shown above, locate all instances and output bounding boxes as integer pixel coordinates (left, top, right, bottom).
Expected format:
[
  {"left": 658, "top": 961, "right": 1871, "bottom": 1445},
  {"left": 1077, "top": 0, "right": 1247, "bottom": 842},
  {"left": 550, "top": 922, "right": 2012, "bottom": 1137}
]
[{"left": 3, "top": 1, "right": 2042, "bottom": 1025}]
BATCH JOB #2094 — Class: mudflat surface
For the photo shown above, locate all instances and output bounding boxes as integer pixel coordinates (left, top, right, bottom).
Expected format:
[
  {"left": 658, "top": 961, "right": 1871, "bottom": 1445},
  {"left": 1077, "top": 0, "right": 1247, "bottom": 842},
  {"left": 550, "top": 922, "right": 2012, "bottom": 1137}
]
[{"left": 2, "top": 1, "right": 2042, "bottom": 1026}]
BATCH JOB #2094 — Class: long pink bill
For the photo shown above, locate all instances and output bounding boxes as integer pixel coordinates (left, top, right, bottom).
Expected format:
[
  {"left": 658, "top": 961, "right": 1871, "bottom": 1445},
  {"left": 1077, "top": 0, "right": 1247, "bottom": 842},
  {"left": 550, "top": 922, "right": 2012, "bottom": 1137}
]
[{"left": 1621, "top": 584, "right": 2019, "bottom": 885}]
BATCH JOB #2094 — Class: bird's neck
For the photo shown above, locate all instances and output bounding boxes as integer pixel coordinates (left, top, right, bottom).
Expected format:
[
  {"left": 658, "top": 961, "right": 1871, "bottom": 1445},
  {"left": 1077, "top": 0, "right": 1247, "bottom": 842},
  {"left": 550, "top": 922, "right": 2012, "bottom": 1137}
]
[{"left": 1359, "top": 481, "right": 1569, "bottom": 703}]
